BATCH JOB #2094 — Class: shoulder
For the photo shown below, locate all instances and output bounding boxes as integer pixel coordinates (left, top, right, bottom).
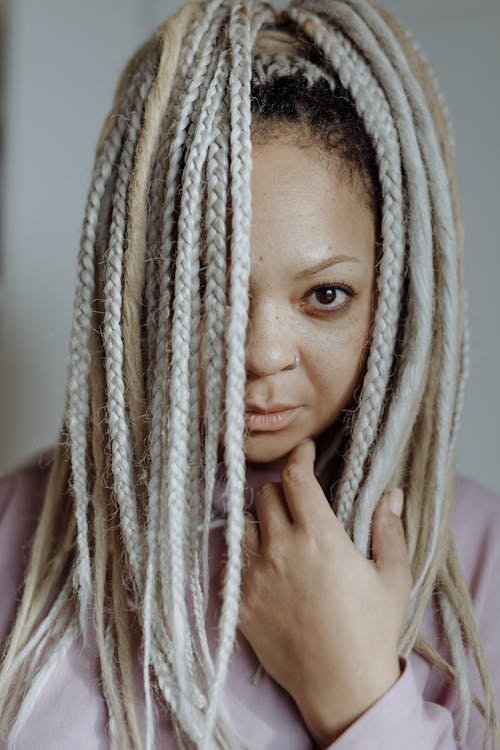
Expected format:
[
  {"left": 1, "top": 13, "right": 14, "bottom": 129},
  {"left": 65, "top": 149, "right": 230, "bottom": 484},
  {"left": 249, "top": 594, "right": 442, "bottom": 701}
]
[
  {"left": 454, "top": 473, "right": 500, "bottom": 515},
  {"left": 451, "top": 474, "right": 500, "bottom": 618},
  {"left": 0, "top": 452, "right": 52, "bottom": 641},
  {"left": 452, "top": 474, "right": 500, "bottom": 552},
  {"left": 0, "top": 450, "right": 53, "bottom": 535}
]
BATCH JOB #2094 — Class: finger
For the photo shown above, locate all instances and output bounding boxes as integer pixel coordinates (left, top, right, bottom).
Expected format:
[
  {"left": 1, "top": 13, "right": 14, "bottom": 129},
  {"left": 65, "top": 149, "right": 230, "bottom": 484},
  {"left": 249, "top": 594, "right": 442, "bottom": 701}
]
[
  {"left": 240, "top": 515, "right": 261, "bottom": 581},
  {"left": 280, "top": 439, "right": 335, "bottom": 528},
  {"left": 254, "top": 482, "right": 292, "bottom": 549},
  {"left": 243, "top": 512, "right": 261, "bottom": 556},
  {"left": 221, "top": 518, "right": 259, "bottom": 605},
  {"left": 372, "top": 489, "right": 412, "bottom": 591}
]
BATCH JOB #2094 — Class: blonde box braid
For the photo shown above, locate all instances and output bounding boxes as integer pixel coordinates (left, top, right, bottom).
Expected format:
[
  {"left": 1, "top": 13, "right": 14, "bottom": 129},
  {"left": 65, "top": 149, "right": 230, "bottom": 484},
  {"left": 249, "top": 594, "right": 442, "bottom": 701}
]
[
  {"left": 0, "top": 1, "right": 498, "bottom": 749},
  {"left": 141, "top": 7, "right": 232, "bottom": 738},
  {"left": 69, "top": 54, "right": 157, "bottom": 635},
  {"left": 142, "top": 4, "right": 265, "bottom": 746},
  {"left": 142, "top": 6, "right": 232, "bottom": 746}
]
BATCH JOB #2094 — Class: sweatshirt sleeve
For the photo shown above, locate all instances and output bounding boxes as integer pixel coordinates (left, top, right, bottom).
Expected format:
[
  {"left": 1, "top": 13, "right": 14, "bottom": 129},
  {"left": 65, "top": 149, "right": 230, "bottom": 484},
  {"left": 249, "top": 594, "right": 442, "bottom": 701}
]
[
  {"left": 323, "top": 476, "right": 500, "bottom": 750},
  {"left": 323, "top": 658, "right": 461, "bottom": 750}
]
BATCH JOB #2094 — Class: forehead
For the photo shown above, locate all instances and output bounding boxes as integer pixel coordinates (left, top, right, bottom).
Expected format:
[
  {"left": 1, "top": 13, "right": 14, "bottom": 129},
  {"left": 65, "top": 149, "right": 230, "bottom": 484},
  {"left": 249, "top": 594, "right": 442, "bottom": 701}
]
[{"left": 249, "top": 141, "right": 376, "bottom": 276}]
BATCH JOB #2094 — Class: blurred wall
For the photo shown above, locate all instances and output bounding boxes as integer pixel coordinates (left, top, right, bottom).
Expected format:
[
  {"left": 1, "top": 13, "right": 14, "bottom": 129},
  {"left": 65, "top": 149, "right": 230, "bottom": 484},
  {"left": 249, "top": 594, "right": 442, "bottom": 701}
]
[
  {"left": 1, "top": 0, "right": 499, "bottom": 494},
  {"left": 381, "top": 0, "right": 500, "bottom": 496},
  {"left": 0, "top": 0, "right": 160, "bottom": 471}
]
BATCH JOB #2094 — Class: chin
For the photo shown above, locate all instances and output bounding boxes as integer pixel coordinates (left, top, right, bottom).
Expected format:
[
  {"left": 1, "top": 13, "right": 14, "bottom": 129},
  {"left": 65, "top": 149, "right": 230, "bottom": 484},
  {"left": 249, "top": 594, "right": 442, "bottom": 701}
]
[{"left": 243, "top": 431, "right": 302, "bottom": 467}]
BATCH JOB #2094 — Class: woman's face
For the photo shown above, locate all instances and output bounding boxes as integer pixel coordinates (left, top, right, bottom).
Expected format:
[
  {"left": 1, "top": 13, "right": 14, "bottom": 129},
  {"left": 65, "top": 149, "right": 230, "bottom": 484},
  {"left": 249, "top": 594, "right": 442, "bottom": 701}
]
[{"left": 244, "top": 140, "right": 376, "bottom": 468}]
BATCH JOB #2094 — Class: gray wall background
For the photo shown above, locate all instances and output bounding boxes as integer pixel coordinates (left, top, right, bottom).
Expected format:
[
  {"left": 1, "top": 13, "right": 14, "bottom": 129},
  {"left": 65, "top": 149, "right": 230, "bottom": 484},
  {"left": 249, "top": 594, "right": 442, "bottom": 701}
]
[{"left": 1, "top": 0, "right": 498, "bottom": 494}]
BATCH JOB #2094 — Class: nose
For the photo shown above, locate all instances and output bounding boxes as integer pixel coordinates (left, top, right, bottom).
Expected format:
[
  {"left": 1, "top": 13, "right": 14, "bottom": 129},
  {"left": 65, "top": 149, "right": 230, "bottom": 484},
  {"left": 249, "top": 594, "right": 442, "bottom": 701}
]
[{"left": 245, "top": 297, "right": 297, "bottom": 378}]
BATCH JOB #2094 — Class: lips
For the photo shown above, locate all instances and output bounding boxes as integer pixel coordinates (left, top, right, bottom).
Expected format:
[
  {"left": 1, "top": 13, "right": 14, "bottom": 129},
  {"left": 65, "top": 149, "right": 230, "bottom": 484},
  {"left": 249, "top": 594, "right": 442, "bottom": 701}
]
[
  {"left": 245, "top": 403, "right": 298, "bottom": 414},
  {"left": 244, "top": 404, "right": 302, "bottom": 432}
]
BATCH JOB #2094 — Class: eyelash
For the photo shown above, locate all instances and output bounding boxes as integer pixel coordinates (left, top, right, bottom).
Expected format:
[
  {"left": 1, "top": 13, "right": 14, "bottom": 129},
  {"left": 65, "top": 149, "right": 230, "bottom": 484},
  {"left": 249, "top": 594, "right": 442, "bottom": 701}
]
[{"left": 303, "top": 282, "right": 356, "bottom": 314}]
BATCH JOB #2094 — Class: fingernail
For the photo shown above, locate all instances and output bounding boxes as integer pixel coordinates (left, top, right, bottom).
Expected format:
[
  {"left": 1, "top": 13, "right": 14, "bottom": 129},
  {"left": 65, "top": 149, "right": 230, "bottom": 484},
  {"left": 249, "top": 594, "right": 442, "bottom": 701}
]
[{"left": 389, "top": 488, "right": 404, "bottom": 517}]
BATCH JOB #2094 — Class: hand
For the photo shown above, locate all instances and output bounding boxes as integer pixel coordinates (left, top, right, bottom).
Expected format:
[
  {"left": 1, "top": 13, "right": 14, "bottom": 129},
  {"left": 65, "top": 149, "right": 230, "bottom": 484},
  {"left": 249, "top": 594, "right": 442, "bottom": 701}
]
[{"left": 236, "top": 438, "right": 412, "bottom": 747}]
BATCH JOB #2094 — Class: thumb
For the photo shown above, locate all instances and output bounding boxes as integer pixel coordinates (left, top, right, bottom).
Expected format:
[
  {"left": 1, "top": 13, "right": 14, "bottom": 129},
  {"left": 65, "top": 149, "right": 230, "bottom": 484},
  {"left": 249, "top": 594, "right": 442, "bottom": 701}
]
[{"left": 372, "top": 489, "right": 411, "bottom": 588}]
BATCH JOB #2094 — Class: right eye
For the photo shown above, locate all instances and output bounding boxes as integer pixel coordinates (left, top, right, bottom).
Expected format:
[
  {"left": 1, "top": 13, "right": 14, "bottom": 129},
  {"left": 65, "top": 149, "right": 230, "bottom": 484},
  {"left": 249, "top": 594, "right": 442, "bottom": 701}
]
[{"left": 304, "top": 283, "right": 354, "bottom": 314}]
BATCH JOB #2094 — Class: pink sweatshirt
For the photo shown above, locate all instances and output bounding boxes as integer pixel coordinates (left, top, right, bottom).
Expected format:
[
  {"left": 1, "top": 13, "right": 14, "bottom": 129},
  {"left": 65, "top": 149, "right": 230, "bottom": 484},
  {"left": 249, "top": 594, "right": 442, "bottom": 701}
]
[{"left": 1, "top": 461, "right": 499, "bottom": 749}]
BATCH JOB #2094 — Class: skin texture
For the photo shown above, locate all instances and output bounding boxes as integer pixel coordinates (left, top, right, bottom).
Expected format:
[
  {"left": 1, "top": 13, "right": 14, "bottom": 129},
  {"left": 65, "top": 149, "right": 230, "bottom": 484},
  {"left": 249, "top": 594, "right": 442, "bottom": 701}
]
[
  {"left": 231, "top": 142, "right": 413, "bottom": 746},
  {"left": 244, "top": 142, "right": 375, "bottom": 469}
]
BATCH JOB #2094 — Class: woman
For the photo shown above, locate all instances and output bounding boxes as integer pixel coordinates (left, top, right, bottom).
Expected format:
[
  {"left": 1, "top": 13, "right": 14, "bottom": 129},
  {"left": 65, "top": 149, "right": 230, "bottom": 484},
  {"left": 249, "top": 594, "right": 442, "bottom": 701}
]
[{"left": 0, "top": 0, "right": 498, "bottom": 748}]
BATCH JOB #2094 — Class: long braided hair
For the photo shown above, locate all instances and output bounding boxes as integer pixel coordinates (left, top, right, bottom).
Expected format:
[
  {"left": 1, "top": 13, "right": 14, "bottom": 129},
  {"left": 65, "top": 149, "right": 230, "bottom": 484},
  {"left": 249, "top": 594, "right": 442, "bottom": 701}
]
[{"left": 1, "top": 1, "right": 498, "bottom": 748}]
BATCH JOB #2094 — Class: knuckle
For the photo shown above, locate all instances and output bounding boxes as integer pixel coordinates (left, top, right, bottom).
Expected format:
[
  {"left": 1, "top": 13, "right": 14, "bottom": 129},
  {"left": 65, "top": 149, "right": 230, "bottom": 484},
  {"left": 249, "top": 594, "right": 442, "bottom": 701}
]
[
  {"left": 300, "top": 517, "right": 331, "bottom": 543},
  {"left": 266, "top": 541, "right": 287, "bottom": 572},
  {"left": 240, "top": 568, "right": 268, "bottom": 615},
  {"left": 256, "top": 481, "right": 278, "bottom": 500},
  {"left": 282, "top": 461, "right": 308, "bottom": 487}
]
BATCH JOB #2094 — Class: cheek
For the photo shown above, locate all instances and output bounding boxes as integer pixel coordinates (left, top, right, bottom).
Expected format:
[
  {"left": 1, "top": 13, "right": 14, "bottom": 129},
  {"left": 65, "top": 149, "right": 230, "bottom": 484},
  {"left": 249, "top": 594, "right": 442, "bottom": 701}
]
[{"left": 306, "top": 314, "right": 371, "bottom": 407}]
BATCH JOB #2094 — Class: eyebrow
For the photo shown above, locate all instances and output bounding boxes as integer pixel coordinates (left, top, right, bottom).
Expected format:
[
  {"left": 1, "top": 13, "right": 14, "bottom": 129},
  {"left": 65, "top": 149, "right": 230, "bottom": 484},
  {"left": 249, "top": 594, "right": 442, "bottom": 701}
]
[{"left": 293, "top": 253, "right": 361, "bottom": 280}]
